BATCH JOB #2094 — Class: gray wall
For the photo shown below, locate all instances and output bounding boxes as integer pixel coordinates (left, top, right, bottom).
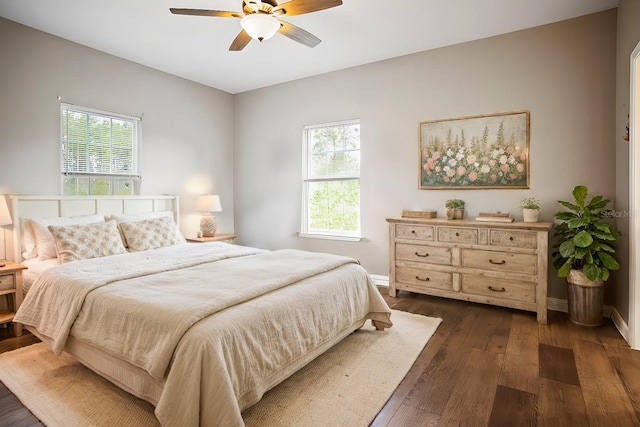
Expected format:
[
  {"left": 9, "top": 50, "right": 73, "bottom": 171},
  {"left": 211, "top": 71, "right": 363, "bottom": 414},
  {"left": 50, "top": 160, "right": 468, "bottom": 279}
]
[
  {"left": 0, "top": 10, "right": 628, "bottom": 312},
  {"left": 0, "top": 17, "right": 235, "bottom": 240},
  {"left": 234, "top": 10, "right": 618, "bottom": 300}
]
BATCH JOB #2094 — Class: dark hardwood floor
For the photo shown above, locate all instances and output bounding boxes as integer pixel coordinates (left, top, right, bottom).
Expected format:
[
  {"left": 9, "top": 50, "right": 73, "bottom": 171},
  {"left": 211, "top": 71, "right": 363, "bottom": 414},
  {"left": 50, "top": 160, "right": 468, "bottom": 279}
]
[
  {"left": 373, "top": 288, "right": 640, "bottom": 427},
  {"left": 0, "top": 288, "right": 639, "bottom": 426}
]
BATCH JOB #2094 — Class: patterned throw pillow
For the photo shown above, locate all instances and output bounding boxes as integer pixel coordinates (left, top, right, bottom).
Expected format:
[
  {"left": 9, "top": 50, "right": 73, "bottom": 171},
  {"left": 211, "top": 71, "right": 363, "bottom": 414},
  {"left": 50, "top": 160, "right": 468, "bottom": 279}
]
[
  {"left": 119, "top": 216, "right": 185, "bottom": 252},
  {"left": 48, "top": 220, "right": 127, "bottom": 264},
  {"left": 108, "top": 211, "right": 174, "bottom": 248},
  {"left": 31, "top": 214, "right": 105, "bottom": 260}
]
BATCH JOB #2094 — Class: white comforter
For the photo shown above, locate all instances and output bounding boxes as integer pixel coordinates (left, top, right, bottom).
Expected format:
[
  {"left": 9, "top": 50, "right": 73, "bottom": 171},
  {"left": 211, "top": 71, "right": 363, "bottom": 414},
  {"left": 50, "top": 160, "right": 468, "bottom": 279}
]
[{"left": 15, "top": 243, "right": 392, "bottom": 426}]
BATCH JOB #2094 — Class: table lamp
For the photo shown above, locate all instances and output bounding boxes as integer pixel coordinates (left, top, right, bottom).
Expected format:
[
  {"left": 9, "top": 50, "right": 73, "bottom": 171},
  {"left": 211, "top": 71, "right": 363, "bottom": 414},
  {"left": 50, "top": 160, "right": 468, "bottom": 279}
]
[{"left": 197, "top": 195, "right": 222, "bottom": 237}]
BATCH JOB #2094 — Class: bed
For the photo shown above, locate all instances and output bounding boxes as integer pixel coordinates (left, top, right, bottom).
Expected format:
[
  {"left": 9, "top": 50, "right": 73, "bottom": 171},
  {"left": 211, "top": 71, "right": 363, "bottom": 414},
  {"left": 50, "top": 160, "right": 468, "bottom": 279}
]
[{"left": 9, "top": 195, "right": 392, "bottom": 427}]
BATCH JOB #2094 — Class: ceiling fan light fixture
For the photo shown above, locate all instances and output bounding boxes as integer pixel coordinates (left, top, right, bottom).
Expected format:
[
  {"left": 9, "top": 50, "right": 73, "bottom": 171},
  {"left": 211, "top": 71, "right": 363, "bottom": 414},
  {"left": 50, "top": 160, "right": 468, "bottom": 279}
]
[{"left": 241, "top": 13, "right": 279, "bottom": 42}]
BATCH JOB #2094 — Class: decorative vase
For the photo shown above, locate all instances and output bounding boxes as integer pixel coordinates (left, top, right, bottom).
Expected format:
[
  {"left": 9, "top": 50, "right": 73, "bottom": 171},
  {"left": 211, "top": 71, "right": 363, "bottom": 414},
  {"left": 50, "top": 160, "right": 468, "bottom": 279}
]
[
  {"left": 200, "top": 213, "right": 218, "bottom": 237},
  {"left": 522, "top": 208, "right": 539, "bottom": 223},
  {"left": 454, "top": 208, "right": 464, "bottom": 219},
  {"left": 446, "top": 207, "right": 455, "bottom": 220},
  {"left": 566, "top": 269, "right": 604, "bottom": 327}
]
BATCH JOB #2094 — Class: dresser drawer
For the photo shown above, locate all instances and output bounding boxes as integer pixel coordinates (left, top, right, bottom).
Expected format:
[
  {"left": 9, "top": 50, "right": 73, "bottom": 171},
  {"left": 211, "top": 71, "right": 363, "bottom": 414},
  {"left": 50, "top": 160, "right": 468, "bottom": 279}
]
[
  {"left": 395, "top": 224, "right": 434, "bottom": 241},
  {"left": 461, "top": 275, "right": 536, "bottom": 303},
  {"left": 0, "top": 274, "right": 15, "bottom": 291},
  {"left": 396, "top": 267, "right": 453, "bottom": 291},
  {"left": 396, "top": 243, "right": 452, "bottom": 266},
  {"left": 438, "top": 227, "right": 478, "bottom": 244},
  {"left": 462, "top": 249, "right": 537, "bottom": 274},
  {"left": 490, "top": 230, "right": 537, "bottom": 249}
]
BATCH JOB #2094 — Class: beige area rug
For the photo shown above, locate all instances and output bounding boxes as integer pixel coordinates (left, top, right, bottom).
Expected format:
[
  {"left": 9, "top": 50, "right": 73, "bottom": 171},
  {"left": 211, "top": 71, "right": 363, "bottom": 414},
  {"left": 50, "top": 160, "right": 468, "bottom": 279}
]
[{"left": 0, "top": 310, "right": 441, "bottom": 427}]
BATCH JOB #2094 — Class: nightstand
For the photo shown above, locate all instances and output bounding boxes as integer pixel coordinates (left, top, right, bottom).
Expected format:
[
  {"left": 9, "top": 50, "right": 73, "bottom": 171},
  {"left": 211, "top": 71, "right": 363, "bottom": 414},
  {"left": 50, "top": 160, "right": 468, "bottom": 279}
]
[
  {"left": 186, "top": 234, "right": 237, "bottom": 244},
  {"left": 0, "top": 261, "right": 27, "bottom": 336}
]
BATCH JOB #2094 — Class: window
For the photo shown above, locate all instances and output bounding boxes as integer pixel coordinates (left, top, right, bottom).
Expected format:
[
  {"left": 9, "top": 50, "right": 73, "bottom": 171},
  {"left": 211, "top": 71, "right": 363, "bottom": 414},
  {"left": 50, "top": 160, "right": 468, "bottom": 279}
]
[
  {"left": 301, "top": 119, "right": 360, "bottom": 239},
  {"left": 60, "top": 103, "right": 141, "bottom": 195}
]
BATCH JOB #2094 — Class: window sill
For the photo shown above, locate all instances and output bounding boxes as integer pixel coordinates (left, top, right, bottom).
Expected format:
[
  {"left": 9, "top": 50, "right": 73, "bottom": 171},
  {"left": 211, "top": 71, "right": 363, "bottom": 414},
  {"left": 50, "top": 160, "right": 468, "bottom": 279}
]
[{"left": 297, "top": 233, "right": 363, "bottom": 242}]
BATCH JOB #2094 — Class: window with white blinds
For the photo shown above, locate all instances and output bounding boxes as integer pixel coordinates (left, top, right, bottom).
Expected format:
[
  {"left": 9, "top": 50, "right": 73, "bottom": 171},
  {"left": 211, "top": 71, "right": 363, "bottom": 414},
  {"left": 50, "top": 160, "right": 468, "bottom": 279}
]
[{"left": 60, "top": 103, "right": 141, "bottom": 195}]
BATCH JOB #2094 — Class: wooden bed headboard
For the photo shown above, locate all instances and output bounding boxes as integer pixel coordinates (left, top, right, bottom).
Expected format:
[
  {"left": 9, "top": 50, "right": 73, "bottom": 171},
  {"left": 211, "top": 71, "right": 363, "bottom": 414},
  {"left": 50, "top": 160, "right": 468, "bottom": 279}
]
[{"left": 9, "top": 195, "right": 180, "bottom": 262}]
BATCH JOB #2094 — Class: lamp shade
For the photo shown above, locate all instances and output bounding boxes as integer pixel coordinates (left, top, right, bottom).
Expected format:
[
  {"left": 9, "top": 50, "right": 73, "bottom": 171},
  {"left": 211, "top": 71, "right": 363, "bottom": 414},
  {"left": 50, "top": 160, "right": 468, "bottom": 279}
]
[
  {"left": 0, "top": 196, "right": 12, "bottom": 227},
  {"left": 241, "top": 14, "right": 280, "bottom": 41},
  {"left": 197, "top": 195, "right": 222, "bottom": 213}
]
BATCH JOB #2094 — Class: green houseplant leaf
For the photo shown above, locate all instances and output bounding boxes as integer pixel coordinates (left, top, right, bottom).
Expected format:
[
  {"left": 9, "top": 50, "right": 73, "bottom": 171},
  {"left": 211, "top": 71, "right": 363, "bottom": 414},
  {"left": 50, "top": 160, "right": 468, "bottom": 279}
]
[
  {"left": 572, "top": 185, "right": 588, "bottom": 206},
  {"left": 573, "top": 230, "right": 593, "bottom": 248},
  {"left": 551, "top": 185, "right": 620, "bottom": 282}
]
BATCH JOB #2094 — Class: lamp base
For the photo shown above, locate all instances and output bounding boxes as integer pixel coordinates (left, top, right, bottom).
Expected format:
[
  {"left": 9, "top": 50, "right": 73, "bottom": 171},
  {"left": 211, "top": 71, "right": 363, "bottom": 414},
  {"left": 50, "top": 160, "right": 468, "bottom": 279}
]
[{"left": 200, "top": 214, "right": 217, "bottom": 237}]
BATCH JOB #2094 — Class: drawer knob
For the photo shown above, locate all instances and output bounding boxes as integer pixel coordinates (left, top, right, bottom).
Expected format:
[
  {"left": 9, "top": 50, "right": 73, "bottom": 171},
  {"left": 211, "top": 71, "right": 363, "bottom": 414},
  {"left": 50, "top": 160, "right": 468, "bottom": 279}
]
[
  {"left": 455, "top": 232, "right": 460, "bottom": 237},
  {"left": 411, "top": 230, "right": 416, "bottom": 234},
  {"left": 509, "top": 236, "right": 514, "bottom": 241},
  {"left": 415, "top": 276, "right": 430, "bottom": 282},
  {"left": 489, "top": 259, "right": 506, "bottom": 265},
  {"left": 415, "top": 252, "right": 429, "bottom": 258},
  {"left": 488, "top": 286, "right": 506, "bottom": 292}
]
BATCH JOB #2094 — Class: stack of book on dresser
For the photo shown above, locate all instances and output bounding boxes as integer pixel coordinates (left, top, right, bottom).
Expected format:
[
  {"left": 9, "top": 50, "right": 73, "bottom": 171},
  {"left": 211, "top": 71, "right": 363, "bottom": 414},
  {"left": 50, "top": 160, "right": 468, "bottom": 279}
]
[{"left": 475, "top": 212, "right": 515, "bottom": 222}]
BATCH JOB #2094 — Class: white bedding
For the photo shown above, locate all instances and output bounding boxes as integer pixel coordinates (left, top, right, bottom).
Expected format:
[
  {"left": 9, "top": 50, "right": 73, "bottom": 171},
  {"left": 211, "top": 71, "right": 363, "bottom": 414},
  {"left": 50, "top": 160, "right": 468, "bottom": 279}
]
[
  {"left": 21, "top": 258, "right": 59, "bottom": 293},
  {"left": 15, "top": 242, "right": 392, "bottom": 426}
]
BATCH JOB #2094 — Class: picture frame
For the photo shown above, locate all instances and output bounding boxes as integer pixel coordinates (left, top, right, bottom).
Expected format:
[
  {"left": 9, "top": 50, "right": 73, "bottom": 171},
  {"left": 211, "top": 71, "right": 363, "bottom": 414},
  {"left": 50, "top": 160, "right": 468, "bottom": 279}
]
[{"left": 419, "top": 111, "right": 530, "bottom": 189}]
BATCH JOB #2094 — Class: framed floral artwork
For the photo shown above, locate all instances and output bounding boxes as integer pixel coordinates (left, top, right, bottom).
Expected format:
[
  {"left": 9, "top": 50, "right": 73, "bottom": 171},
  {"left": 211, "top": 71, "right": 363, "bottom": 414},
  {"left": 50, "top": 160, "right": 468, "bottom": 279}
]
[{"left": 419, "top": 111, "right": 530, "bottom": 189}]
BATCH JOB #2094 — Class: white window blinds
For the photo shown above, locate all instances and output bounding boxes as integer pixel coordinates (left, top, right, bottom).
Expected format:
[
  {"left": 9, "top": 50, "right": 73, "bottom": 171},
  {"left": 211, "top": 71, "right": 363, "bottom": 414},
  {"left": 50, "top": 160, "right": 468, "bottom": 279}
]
[{"left": 60, "top": 103, "right": 141, "bottom": 195}]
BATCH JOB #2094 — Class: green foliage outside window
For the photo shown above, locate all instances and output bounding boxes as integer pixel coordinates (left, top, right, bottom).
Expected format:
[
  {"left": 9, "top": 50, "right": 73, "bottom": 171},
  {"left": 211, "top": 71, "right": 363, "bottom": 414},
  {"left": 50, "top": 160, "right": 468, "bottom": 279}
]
[
  {"left": 309, "top": 180, "right": 360, "bottom": 232},
  {"left": 305, "top": 121, "right": 360, "bottom": 236},
  {"left": 63, "top": 177, "right": 135, "bottom": 196}
]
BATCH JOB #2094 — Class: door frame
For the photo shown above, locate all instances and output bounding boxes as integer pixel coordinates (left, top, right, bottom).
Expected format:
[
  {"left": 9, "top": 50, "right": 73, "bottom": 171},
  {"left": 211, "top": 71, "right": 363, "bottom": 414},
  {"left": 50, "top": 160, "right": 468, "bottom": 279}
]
[{"left": 629, "top": 41, "right": 640, "bottom": 350}]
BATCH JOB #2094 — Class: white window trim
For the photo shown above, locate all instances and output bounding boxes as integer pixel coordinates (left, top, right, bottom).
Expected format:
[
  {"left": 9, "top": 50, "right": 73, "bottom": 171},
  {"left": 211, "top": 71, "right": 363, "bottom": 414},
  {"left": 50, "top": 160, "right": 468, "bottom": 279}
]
[
  {"left": 297, "top": 232, "right": 363, "bottom": 242},
  {"left": 60, "top": 102, "right": 142, "bottom": 195},
  {"left": 300, "top": 118, "right": 361, "bottom": 240}
]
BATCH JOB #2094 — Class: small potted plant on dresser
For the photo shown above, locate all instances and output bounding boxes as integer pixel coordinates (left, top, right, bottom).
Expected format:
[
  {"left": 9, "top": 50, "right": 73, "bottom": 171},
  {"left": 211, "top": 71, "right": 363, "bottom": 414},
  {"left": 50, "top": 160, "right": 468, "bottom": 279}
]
[
  {"left": 551, "top": 185, "right": 620, "bottom": 327},
  {"left": 521, "top": 196, "right": 541, "bottom": 222},
  {"left": 445, "top": 199, "right": 465, "bottom": 220}
]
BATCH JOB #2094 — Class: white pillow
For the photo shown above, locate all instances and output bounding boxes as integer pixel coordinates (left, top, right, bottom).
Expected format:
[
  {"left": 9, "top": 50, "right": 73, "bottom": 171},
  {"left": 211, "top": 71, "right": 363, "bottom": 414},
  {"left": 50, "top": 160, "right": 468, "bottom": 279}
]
[
  {"left": 20, "top": 219, "right": 38, "bottom": 259},
  {"left": 108, "top": 211, "right": 174, "bottom": 248},
  {"left": 119, "top": 216, "right": 185, "bottom": 252},
  {"left": 30, "top": 214, "right": 105, "bottom": 260},
  {"left": 48, "top": 221, "right": 127, "bottom": 264}
]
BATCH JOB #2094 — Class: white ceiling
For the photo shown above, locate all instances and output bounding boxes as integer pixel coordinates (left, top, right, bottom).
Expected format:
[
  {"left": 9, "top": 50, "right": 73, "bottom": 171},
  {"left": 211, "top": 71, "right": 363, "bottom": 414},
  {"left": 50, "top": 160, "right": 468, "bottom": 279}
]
[{"left": 0, "top": 0, "right": 619, "bottom": 94}]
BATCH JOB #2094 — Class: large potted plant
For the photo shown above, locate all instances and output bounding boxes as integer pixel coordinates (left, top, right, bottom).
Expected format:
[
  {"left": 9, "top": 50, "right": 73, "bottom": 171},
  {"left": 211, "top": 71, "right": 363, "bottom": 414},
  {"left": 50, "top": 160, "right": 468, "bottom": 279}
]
[{"left": 552, "top": 185, "right": 620, "bottom": 327}]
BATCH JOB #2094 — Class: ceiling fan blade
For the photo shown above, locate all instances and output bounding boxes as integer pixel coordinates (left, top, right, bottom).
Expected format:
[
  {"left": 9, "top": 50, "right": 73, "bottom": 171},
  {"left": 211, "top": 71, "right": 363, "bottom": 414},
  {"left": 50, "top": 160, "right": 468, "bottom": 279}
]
[
  {"left": 229, "top": 30, "right": 253, "bottom": 51},
  {"left": 273, "top": 0, "right": 342, "bottom": 17},
  {"left": 169, "top": 8, "right": 242, "bottom": 18},
  {"left": 278, "top": 20, "right": 321, "bottom": 48}
]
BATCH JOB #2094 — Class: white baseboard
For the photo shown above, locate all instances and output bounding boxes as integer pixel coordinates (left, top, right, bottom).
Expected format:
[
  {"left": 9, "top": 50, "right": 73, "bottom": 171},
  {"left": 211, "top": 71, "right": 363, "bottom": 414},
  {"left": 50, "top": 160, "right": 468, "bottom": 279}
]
[
  {"left": 548, "top": 297, "right": 630, "bottom": 343},
  {"left": 374, "top": 275, "right": 631, "bottom": 344},
  {"left": 610, "top": 307, "right": 630, "bottom": 343},
  {"left": 369, "top": 275, "right": 389, "bottom": 287}
]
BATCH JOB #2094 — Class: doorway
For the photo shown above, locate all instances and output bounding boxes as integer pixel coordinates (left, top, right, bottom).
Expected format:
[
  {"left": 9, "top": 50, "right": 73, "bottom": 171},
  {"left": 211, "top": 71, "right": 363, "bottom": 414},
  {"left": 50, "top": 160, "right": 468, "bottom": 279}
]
[{"left": 630, "top": 41, "right": 640, "bottom": 350}]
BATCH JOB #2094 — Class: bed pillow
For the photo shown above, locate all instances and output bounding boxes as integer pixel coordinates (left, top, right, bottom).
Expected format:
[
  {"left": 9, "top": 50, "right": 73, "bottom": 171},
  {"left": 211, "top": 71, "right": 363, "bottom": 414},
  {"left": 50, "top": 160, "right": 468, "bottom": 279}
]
[
  {"left": 108, "top": 211, "right": 174, "bottom": 248},
  {"left": 31, "top": 214, "right": 105, "bottom": 260},
  {"left": 119, "top": 216, "right": 185, "bottom": 252},
  {"left": 48, "top": 220, "right": 127, "bottom": 264},
  {"left": 20, "top": 219, "right": 38, "bottom": 259}
]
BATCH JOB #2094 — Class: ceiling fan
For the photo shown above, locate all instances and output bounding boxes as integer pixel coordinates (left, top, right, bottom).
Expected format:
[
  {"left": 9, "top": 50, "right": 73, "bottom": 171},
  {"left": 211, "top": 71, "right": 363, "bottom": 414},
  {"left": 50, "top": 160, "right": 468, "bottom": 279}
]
[{"left": 170, "top": 0, "right": 343, "bottom": 51}]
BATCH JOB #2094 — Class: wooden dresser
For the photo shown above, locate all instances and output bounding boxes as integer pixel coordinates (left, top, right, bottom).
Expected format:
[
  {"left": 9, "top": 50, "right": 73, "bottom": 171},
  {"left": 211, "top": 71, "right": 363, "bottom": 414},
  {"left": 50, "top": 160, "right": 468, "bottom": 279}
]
[{"left": 387, "top": 218, "right": 552, "bottom": 324}]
